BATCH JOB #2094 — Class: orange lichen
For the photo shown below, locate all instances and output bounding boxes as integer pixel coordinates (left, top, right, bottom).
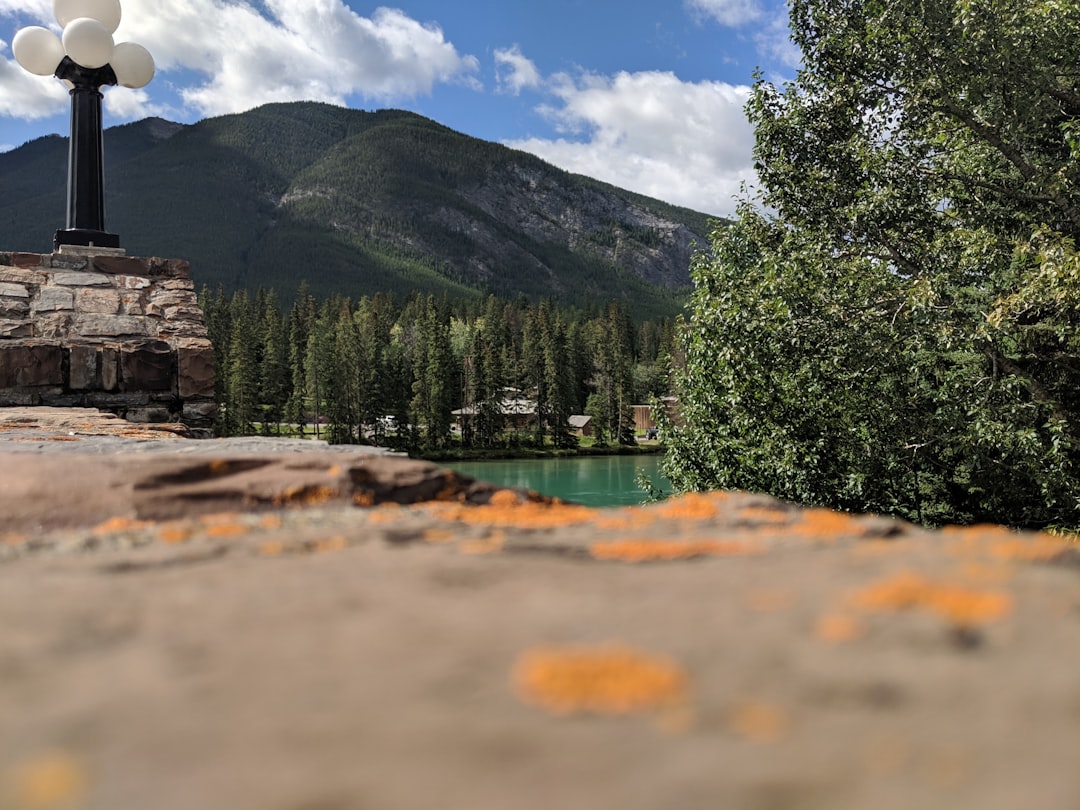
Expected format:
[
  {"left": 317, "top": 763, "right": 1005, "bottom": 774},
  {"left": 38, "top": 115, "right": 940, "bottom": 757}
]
[
  {"left": 512, "top": 643, "right": 690, "bottom": 719},
  {"left": 422, "top": 529, "right": 457, "bottom": 544},
  {"left": 459, "top": 530, "right": 506, "bottom": 555},
  {"left": 258, "top": 536, "right": 349, "bottom": 557},
  {"left": 157, "top": 523, "right": 192, "bottom": 544},
  {"left": 429, "top": 497, "right": 596, "bottom": 530},
  {"left": 790, "top": 509, "right": 861, "bottom": 541},
  {"left": 737, "top": 506, "right": 791, "bottom": 525},
  {"left": 367, "top": 507, "right": 402, "bottom": 525},
  {"left": 989, "top": 536, "right": 1070, "bottom": 563},
  {"left": 1, "top": 750, "right": 90, "bottom": 809},
  {"left": 259, "top": 515, "right": 283, "bottom": 530},
  {"left": 274, "top": 485, "right": 338, "bottom": 508},
  {"left": 652, "top": 492, "right": 727, "bottom": 521},
  {"left": 815, "top": 613, "right": 864, "bottom": 644},
  {"left": 91, "top": 516, "right": 153, "bottom": 536},
  {"left": 727, "top": 699, "right": 792, "bottom": 744},
  {"left": 589, "top": 538, "right": 763, "bottom": 562},
  {"left": 1, "top": 532, "right": 28, "bottom": 546},
  {"left": 203, "top": 522, "right": 251, "bottom": 539},
  {"left": 850, "top": 570, "right": 1013, "bottom": 627},
  {"left": 353, "top": 491, "right": 376, "bottom": 507}
]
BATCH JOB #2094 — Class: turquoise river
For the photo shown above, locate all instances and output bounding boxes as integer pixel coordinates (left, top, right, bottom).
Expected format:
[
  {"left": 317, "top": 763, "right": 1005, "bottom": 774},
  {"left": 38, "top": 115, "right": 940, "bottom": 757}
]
[{"left": 444, "top": 454, "right": 672, "bottom": 507}]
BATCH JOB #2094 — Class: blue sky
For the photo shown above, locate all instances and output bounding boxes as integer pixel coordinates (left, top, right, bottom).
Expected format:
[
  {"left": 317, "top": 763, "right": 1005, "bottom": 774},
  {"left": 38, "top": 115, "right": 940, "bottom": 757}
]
[{"left": 0, "top": 0, "right": 798, "bottom": 216}]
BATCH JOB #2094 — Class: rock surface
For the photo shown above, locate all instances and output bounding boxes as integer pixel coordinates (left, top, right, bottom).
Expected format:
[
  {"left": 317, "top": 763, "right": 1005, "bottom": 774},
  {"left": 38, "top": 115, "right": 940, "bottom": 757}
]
[{"left": 0, "top": 408, "right": 1078, "bottom": 810}]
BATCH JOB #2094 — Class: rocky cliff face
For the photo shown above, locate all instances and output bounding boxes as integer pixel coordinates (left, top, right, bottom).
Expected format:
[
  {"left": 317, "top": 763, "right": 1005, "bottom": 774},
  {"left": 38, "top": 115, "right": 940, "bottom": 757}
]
[{"left": 450, "top": 162, "right": 702, "bottom": 292}]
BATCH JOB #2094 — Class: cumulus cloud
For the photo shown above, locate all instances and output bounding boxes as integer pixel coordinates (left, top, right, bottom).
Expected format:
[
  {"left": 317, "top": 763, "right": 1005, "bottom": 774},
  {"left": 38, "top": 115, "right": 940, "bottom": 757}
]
[
  {"left": 506, "top": 69, "right": 755, "bottom": 217},
  {"left": 685, "top": 0, "right": 764, "bottom": 27},
  {"left": 0, "top": 0, "right": 480, "bottom": 120},
  {"left": 0, "top": 38, "right": 69, "bottom": 119},
  {"left": 494, "top": 44, "right": 541, "bottom": 96}
]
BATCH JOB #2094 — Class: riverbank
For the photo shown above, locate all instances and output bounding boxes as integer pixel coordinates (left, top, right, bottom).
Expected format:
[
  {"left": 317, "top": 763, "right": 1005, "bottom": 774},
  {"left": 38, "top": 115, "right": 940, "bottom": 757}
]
[{"left": 415, "top": 441, "right": 665, "bottom": 463}]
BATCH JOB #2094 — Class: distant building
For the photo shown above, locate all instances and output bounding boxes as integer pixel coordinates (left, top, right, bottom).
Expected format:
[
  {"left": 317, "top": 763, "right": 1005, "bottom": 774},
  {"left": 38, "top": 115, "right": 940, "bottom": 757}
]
[{"left": 568, "top": 415, "right": 593, "bottom": 438}]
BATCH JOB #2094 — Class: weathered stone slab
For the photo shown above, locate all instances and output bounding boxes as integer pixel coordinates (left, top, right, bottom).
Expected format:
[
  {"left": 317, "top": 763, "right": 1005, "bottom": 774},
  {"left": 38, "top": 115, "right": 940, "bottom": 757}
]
[
  {"left": 91, "top": 256, "right": 154, "bottom": 276},
  {"left": 75, "top": 288, "right": 122, "bottom": 315},
  {"left": 32, "top": 287, "right": 75, "bottom": 313},
  {"left": 74, "top": 315, "right": 150, "bottom": 338},
  {"left": 118, "top": 275, "right": 153, "bottom": 290},
  {"left": 121, "top": 342, "right": 174, "bottom": 392},
  {"left": 51, "top": 272, "right": 112, "bottom": 287},
  {"left": 0, "top": 282, "right": 30, "bottom": 299},
  {"left": 0, "top": 344, "right": 63, "bottom": 387},
  {"left": 101, "top": 347, "right": 120, "bottom": 391},
  {"left": 0, "top": 267, "right": 45, "bottom": 285},
  {"left": 35, "top": 314, "right": 74, "bottom": 340},
  {"left": 0, "top": 300, "right": 30, "bottom": 319},
  {"left": 178, "top": 343, "right": 216, "bottom": 398},
  {"left": 0, "top": 320, "right": 32, "bottom": 338},
  {"left": 8, "top": 252, "right": 46, "bottom": 269},
  {"left": 69, "top": 345, "right": 100, "bottom": 390}
]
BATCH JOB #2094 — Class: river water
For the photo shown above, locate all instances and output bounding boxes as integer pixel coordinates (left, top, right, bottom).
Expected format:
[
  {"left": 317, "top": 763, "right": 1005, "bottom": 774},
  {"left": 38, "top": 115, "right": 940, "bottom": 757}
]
[{"left": 445, "top": 454, "right": 672, "bottom": 507}]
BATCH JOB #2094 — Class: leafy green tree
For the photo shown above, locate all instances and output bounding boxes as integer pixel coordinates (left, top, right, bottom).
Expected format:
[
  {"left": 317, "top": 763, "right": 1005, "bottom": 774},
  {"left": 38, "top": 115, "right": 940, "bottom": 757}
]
[{"left": 664, "top": 0, "right": 1080, "bottom": 528}]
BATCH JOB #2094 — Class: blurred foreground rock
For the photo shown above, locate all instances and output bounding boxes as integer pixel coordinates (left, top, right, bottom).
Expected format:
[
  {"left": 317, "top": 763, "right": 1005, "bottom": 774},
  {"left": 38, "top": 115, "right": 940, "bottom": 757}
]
[{"left": 0, "top": 408, "right": 1077, "bottom": 810}]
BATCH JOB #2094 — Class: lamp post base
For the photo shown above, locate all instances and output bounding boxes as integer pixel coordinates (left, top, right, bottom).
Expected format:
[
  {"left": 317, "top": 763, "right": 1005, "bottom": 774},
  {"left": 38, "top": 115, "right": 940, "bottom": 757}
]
[{"left": 54, "top": 228, "right": 120, "bottom": 251}]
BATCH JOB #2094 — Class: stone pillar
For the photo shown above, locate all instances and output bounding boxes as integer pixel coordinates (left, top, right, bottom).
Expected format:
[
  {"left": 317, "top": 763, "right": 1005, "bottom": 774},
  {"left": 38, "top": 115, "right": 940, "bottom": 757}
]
[{"left": 0, "top": 249, "right": 216, "bottom": 429}]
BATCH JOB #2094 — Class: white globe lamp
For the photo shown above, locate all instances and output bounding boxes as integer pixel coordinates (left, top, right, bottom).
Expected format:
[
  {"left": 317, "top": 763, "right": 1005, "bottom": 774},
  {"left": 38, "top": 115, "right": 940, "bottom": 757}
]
[{"left": 10, "top": 0, "right": 155, "bottom": 250}]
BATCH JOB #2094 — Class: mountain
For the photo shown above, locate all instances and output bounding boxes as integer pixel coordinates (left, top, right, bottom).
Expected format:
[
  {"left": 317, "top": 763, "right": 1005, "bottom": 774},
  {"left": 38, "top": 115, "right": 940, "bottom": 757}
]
[{"left": 0, "top": 102, "right": 715, "bottom": 317}]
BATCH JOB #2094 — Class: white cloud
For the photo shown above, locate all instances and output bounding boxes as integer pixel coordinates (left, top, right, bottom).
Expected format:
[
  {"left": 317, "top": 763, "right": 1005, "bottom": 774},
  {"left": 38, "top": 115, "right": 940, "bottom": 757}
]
[
  {"left": 685, "top": 0, "right": 764, "bottom": 27},
  {"left": 494, "top": 44, "right": 541, "bottom": 95},
  {"left": 0, "top": 0, "right": 481, "bottom": 120},
  {"left": 0, "top": 38, "right": 69, "bottom": 119},
  {"left": 506, "top": 69, "right": 755, "bottom": 217}
]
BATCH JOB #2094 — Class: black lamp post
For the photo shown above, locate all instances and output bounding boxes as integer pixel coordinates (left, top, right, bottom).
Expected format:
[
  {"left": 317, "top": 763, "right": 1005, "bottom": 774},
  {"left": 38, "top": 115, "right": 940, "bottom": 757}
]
[{"left": 12, "top": 0, "right": 154, "bottom": 252}]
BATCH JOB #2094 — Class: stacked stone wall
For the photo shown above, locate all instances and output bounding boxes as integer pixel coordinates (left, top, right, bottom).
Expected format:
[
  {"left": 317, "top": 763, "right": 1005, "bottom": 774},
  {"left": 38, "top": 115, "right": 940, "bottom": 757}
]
[{"left": 0, "top": 251, "right": 216, "bottom": 427}]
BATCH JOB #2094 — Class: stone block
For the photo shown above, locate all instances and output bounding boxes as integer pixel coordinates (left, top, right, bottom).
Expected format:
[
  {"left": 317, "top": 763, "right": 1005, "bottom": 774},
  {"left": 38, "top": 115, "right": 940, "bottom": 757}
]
[
  {"left": 0, "top": 321, "right": 33, "bottom": 338},
  {"left": 75, "top": 288, "right": 122, "bottom": 315},
  {"left": 52, "top": 272, "right": 112, "bottom": 287},
  {"left": 101, "top": 348, "right": 119, "bottom": 391},
  {"left": 178, "top": 344, "right": 216, "bottom": 398},
  {"left": 0, "top": 390, "right": 39, "bottom": 406},
  {"left": 126, "top": 407, "right": 174, "bottom": 423},
  {"left": 0, "top": 300, "right": 29, "bottom": 319},
  {"left": 69, "top": 346, "right": 100, "bottom": 390},
  {"left": 120, "top": 291, "right": 147, "bottom": 316},
  {"left": 87, "top": 392, "right": 150, "bottom": 408},
  {"left": 157, "top": 322, "right": 209, "bottom": 339},
  {"left": 32, "top": 287, "right": 75, "bottom": 313},
  {"left": 10, "top": 253, "right": 46, "bottom": 269},
  {"left": 0, "top": 282, "right": 30, "bottom": 299},
  {"left": 0, "top": 268, "right": 43, "bottom": 285},
  {"left": 92, "top": 256, "right": 151, "bottom": 276},
  {"left": 35, "top": 314, "right": 74, "bottom": 340},
  {"left": 0, "top": 344, "right": 63, "bottom": 388},
  {"left": 183, "top": 401, "right": 218, "bottom": 424},
  {"left": 119, "top": 276, "right": 152, "bottom": 290},
  {"left": 74, "top": 315, "right": 150, "bottom": 338},
  {"left": 121, "top": 342, "right": 174, "bottom": 392}
]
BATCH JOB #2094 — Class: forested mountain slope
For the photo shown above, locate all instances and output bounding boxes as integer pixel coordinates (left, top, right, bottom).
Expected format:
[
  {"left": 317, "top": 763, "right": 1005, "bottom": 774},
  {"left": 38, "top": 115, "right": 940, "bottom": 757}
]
[{"left": 0, "top": 102, "right": 713, "bottom": 317}]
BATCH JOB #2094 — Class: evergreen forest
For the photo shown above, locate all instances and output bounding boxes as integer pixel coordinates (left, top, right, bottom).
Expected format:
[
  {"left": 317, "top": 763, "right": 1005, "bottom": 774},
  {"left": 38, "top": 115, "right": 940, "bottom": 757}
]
[{"left": 202, "top": 285, "right": 676, "bottom": 455}]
